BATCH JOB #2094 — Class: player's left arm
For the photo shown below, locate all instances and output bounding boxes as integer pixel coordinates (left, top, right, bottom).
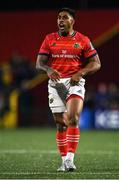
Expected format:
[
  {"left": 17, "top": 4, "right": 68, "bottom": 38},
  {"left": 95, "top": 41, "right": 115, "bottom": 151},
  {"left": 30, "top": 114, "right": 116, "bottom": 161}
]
[
  {"left": 70, "top": 54, "right": 101, "bottom": 84},
  {"left": 79, "top": 54, "right": 101, "bottom": 76}
]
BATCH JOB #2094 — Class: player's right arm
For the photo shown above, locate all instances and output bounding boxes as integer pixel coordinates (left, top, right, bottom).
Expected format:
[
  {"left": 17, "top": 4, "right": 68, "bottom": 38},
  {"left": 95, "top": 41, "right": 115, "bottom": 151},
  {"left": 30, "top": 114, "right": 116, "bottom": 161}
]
[
  {"left": 36, "top": 35, "right": 60, "bottom": 82},
  {"left": 36, "top": 54, "right": 60, "bottom": 82}
]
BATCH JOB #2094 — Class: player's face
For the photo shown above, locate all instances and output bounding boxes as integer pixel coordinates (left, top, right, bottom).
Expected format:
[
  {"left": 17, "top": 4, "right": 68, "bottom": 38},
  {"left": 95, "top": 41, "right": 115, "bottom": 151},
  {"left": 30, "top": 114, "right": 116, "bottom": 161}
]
[{"left": 57, "top": 11, "right": 74, "bottom": 34}]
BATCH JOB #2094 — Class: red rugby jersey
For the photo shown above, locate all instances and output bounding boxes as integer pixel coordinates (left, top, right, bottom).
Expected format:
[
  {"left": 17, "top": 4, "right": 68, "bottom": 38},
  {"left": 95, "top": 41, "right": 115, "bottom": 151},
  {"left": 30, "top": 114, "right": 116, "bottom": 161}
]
[{"left": 38, "top": 31, "right": 97, "bottom": 78}]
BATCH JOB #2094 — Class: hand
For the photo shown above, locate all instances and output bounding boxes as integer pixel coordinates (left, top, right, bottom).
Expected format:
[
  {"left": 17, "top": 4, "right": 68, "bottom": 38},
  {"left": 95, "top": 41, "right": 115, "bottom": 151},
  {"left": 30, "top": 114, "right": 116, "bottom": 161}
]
[
  {"left": 47, "top": 68, "right": 60, "bottom": 82},
  {"left": 70, "top": 73, "right": 82, "bottom": 86}
]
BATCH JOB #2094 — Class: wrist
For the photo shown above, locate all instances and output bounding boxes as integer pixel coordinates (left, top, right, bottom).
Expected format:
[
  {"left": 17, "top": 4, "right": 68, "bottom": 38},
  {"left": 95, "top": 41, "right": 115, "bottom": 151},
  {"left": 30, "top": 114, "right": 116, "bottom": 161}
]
[
  {"left": 78, "top": 71, "right": 86, "bottom": 77},
  {"left": 46, "top": 67, "right": 53, "bottom": 76}
]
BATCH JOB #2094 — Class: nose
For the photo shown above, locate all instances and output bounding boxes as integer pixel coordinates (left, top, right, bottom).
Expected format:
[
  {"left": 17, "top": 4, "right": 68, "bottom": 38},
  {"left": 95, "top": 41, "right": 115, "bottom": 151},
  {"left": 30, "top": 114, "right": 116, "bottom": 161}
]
[
  {"left": 59, "top": 19, "right": 64, "bottom": 24},
  {"left": 58, "top": 17, "right": 64, "bottom": 22}
]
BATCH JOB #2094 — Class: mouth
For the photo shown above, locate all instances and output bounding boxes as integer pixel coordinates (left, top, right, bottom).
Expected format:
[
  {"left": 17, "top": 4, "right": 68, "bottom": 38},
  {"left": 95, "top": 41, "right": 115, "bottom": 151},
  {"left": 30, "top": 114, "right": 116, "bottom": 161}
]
[{"left": 59, "top": 24, "right": 65, "bottom": 31}]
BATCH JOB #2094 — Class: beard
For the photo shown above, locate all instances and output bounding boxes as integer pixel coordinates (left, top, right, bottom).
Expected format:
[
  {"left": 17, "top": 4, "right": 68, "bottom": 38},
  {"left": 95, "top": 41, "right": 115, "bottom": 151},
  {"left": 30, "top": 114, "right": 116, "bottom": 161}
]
[{"left": 60, "top": 31, "right": 69, "bottom": 36}]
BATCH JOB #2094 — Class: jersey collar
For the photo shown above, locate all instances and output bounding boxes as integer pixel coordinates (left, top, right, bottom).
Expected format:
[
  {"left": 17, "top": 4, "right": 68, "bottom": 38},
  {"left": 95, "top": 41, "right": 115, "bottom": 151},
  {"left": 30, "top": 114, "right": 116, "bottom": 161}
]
[{"left": 58, "top": 31, "right": 76, "bottom": 38}]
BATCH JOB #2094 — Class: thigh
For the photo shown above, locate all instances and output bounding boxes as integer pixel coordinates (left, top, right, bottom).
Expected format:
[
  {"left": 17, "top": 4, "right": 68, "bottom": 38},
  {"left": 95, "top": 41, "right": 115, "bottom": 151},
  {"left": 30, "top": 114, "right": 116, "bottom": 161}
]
[
  {"left": 65, "top": 78, "right": 85, "bottom": 119},
  {"left": 64, "top": 97, "right": 84, "bottom": 126},
  {"left": 66, "top": 97, "right": 84, "bottom": 117}
]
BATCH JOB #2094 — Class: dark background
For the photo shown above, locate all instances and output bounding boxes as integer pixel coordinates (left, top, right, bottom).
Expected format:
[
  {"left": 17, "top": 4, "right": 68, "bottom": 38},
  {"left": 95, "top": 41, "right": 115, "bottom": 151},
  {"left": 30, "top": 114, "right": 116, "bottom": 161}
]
[{"left": 0, "top": 0, "right": 119, "bottom": 11}]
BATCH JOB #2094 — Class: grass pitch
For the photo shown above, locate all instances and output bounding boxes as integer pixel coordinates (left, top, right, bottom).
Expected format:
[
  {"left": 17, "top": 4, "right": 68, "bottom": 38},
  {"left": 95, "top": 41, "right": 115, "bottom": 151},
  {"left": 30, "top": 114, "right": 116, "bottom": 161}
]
[{"left": 0, "top": 128, "right": 119, "bottom": 179}]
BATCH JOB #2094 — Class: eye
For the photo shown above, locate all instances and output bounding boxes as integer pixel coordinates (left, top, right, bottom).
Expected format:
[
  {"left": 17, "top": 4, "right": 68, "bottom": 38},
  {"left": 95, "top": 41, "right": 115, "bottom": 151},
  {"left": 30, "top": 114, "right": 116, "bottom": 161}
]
[
  {"left": 63, "top": 15, "right": 68, "bottom": 20},
  {"left": 58, "top": 15, "right": 61, "bottom": 20}
]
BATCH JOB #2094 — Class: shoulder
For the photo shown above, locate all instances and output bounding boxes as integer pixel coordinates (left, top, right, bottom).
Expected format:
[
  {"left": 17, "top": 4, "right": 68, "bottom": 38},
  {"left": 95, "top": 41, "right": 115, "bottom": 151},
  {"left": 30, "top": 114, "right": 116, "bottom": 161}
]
[
  {"left": 75, "top": 31, "right": 90, "bottom": 43},
  {"left": 45, "top": 32, "right": 58, "bottom": 40}
]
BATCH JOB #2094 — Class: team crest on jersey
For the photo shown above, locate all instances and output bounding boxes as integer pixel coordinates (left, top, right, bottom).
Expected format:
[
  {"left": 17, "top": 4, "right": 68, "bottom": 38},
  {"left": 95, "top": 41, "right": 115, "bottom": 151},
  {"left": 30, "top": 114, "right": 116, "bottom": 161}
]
[
  {"left": 73, "top": 43, "right": 80, "bottom": 48},
  {"left": 77, "top": 89, "right": 82, "bottom": 94},
  {"left": 50, "top": 98, "right": 54, "bottom": 104},
  {"left": 51, "top": 42, "right": 56, "bottom": 46}
]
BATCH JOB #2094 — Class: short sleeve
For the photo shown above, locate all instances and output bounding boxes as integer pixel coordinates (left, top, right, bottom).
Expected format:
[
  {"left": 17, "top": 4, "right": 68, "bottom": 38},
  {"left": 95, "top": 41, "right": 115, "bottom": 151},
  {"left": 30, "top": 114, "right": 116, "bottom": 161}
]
[
  {"left": 83, "top": 37, "right": 97, "bottom": 59},
  {"left": 38, "top": 35, "right": 50, "bottom": 55}
]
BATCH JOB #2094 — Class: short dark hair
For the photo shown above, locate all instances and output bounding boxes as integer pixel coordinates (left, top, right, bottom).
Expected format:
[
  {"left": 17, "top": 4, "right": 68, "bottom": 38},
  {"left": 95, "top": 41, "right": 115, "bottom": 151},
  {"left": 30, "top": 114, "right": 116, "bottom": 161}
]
[{"left": 58, "top": 7, "right": 76, "bottom": 19}]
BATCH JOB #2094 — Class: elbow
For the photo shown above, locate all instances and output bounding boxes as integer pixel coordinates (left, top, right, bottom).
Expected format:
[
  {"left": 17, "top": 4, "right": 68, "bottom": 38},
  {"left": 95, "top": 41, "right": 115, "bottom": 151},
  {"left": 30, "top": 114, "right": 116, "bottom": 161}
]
[
  {"left": 98, "top": 61, "right": 101, "bottom": 70},
  {"left": 36, "top": 60, "right": 41, "bottom": 70},
  {"left": 97, "top": 62, "right": 101, "bottom": 71},
  {"left": 93, "top": 62, "right": 101, "bottom": 74},
  {"left": 94, "top": 55, "right": 101, "bottom": 72},
  {"left": 36, "top": 63, "right": 39, "bottom": 70}
]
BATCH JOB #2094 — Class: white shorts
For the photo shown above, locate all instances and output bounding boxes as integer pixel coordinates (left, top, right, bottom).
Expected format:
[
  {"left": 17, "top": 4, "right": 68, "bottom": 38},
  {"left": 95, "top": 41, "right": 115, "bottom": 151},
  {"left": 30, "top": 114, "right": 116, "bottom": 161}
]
[{"left": 48, "top": 77, "right": 85, "bottom": 113}]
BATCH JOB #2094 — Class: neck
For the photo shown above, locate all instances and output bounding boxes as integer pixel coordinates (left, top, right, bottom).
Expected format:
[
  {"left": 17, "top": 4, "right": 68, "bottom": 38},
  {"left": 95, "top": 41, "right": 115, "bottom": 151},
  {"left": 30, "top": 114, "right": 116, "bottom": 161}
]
[
  {"left": 59, "top": 29, "right": 75, "bottom": 37},
  {"left": 69, "top": 29, "right": 75, "bottom": 36}
]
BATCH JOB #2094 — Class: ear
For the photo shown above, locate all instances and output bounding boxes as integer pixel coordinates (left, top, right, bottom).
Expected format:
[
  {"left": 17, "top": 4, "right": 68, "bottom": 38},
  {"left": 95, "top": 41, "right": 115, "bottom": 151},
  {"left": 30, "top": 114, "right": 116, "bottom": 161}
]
[
  {"left": 72, "top": 19, "right": 75, "bottom": 25},
  {"left": 71, "top": 18, "right": 75, "bottom": 26}
]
